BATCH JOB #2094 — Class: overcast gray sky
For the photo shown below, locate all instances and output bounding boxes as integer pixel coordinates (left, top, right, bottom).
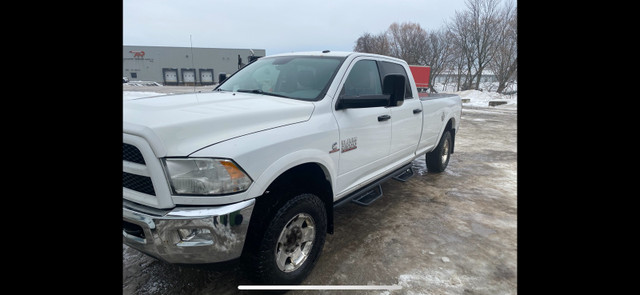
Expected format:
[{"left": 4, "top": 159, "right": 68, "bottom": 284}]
[{"left": 123, "top": 0, "right": 490, "bottom": 55}]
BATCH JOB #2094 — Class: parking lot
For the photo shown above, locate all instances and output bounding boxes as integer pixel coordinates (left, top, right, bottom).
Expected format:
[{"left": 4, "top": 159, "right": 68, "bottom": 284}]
[{"left": 123, "top": 87, "right": 517, "bottom": 294}]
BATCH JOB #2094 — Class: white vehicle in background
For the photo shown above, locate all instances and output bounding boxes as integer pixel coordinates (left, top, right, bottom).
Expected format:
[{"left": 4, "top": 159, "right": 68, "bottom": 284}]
[{"left": 123, "top": 51, "right": 461, "bottom": 284}]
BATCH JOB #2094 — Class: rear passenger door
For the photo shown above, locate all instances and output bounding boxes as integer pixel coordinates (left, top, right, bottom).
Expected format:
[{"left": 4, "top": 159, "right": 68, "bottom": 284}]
[
  {"left": 378, "top": 61, "right": 422, "bottom": 162},
  {"left": 333, "top": 58, "right": 392, "bottom": 194}
]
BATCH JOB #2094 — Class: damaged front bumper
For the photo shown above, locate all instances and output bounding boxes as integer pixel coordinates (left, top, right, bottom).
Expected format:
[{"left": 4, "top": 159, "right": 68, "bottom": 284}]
[{"left": 122, "top": 199, "right": 255, "bottom": 264}]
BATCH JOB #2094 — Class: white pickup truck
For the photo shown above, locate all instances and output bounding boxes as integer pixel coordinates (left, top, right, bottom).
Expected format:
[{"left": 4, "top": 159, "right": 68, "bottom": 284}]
[{"left": 123, "top": 51, "right": 461, "bottom": 284}]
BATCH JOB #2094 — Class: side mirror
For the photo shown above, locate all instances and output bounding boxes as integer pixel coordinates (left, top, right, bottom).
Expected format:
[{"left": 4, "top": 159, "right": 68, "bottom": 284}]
[
  {"left": 383, "top": 74, "right": 406, "bottom": 107},
  {"left": 336, "top": 94, "right": 390, "bottom": 110}
]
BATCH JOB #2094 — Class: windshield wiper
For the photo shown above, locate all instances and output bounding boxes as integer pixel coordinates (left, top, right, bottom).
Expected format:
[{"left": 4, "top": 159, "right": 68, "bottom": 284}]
[{"left": 236, "top": 89, "right": 290, "bottom": 98}]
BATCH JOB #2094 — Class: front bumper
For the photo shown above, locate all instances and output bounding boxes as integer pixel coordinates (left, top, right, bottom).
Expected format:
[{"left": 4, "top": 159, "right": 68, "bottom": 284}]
[{"left": 123, "top": 199, "right": 255, "bottom": 264}]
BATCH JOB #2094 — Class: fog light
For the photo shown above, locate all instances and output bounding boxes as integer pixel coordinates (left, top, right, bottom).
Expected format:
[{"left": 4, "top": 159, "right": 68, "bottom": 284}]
[{"left": 177, "top": 228, "right": 213, "bottom": 246}]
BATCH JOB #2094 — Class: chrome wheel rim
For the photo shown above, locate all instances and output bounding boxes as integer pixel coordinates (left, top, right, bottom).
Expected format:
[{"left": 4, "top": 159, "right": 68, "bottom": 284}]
[
  {"left": 441, "top": 137, "right": 450, "bottom": 164},
  {"left": 275, "top": 213, "right": 316, "bottom": 272}
]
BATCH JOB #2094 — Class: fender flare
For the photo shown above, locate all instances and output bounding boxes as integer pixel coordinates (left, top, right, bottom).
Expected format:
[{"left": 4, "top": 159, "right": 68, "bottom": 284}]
[{"left": 245, "top": 149, "right": 337, "bottom": 198}]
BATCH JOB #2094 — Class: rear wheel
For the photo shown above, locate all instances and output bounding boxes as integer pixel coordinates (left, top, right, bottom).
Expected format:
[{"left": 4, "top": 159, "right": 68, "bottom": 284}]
[
  {"left": 426, "top": 130, "right": 452, "bottom": 173},
  {"left": 248, "top": 193, "right": 327, "bottom": 285}
]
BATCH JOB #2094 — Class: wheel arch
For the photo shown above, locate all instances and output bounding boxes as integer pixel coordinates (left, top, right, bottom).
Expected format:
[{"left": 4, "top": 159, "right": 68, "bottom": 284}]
[
  {"left": 260, "top": 162, "right": 334, "bottom": 234},
  {"left": 243, "top": 157, "right": 336, "bottom": 260}
]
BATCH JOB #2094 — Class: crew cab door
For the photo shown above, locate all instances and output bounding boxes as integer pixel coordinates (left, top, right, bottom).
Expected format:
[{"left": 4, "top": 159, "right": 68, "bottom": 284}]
[
  {"left": 333, "top": 58, "right": 391, "bottom": 194},
  {"left": 377, "top": 61, "right": 422, "bottom": 162}
]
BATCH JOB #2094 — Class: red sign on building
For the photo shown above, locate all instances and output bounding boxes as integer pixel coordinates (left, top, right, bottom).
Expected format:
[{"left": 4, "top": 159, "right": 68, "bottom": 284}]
[{"left": 129, "top": 50, "right": 145, "bottom": 58}]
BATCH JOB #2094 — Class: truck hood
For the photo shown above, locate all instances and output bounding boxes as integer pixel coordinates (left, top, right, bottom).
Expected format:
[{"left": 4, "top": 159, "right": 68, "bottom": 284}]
[{"left": 123, "top": 91, "right": 314, "bottom": 157}]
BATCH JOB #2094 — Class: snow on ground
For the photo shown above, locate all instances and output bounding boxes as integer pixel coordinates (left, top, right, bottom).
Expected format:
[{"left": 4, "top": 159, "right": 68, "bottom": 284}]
[
  {"left": 456, "top": 89, "right": 517, "bottom": 108},
  {"left": 433, "top": 81, "right": 517, "bottom": 109},
  {"left": 124, "top": 80, "right": 163, "bottom": 87}
]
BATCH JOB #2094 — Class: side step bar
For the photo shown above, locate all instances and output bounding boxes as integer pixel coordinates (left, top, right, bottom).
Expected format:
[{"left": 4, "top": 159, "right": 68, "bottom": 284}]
[
  {"left": 392, "top": 167, "right": 414, "bottom": 182},
  {"left": 351, "top": 184, "right": 383, "bottom": 206},
  {"left": 334, "top": 163, "right": 413, "bottom": 208}
]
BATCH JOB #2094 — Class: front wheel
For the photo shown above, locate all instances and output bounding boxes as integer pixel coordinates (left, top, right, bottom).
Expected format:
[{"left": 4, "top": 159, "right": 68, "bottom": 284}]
[
  {"left": 426, "top": 130, "right": 452, "bottom": 173},
  {"left": 248, "top": 193, "right": 327, "bottom": 285}
]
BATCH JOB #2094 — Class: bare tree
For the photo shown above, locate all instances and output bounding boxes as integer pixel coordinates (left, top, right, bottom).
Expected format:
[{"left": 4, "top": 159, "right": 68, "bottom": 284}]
[
  {"left": 489, "top": 1, "right": 517, "bottom": 93},
  {"left": 448, "top": 8, "right": 476, "bottom": 90},
  {"left": 354, "top": 22, "right": 450, "bottom": 93},
  {"left": 448, "top": 0, "right": 505, "bottom": 90},
  {"left": 387, "top": 22, "right": 428, "bottom": 65},
  {"left": 352, "top": 0, "right": 516, "bottom": 93},
  {"left": 420, "top": 28, "right": 453, "bottom": 93},
  {"left": 354, "top": 32, "right": 392, "bottom": 56},
  {"left": 354, "top": 32, "right": 375, "bottom": 53},
  {"left": 449, "top": 33, "right": 469, "bottom": 92}
]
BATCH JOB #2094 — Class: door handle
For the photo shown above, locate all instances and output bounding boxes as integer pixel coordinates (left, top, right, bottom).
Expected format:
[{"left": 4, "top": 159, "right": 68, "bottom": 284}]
[
  {"left": 413, "top": 108, "right": 423, "bottom": 114},
  {"left": 378, "top": 115, "right": 391, "bottom": 122}
]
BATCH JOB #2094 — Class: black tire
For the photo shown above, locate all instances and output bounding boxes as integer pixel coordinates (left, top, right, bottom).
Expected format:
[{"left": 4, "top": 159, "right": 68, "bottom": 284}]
[
  {"left": 426, "top": 130, "right": 452, "bottom": 173},
  {"left": 248, "top": 193, "right": 327, "bottom": 285}
]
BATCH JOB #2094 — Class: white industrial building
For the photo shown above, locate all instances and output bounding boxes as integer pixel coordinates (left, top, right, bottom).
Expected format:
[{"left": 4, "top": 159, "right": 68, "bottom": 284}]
[{"left": 123, "top": 45, "right": 266, "bottom": 85}]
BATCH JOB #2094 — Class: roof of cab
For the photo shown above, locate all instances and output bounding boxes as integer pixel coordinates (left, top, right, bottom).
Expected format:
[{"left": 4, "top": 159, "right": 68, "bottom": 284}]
[
  {"left": 265, "top": 51, "right": 407, "bottom": 64},
  {"left": 267, "top": 50, "right": 353, "bottom": 58}
]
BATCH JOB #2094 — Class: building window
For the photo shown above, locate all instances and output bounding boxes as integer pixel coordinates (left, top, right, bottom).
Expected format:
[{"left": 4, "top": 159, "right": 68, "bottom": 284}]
[{"left": 130, "top": 73, "right": 137, "bottom": 79}]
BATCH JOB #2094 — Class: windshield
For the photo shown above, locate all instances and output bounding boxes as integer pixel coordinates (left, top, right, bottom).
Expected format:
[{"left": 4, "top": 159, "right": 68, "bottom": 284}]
[{"left": 216, "top": 56, "right": 345, "bottom": 101}]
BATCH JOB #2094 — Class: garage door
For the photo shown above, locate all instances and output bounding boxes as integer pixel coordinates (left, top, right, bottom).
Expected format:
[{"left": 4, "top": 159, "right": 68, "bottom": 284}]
[
  {"left": 182, "top": 69, "right": 195, "bottom": 85},
  {"left": 163, "top": 69, "right": 178, "bottom": 85},
  {"left": 200, "top": 69, "right": 213, "bottom": 85}
]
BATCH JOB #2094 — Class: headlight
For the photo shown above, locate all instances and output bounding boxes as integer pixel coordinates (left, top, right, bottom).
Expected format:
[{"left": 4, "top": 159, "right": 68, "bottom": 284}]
[{"left": 163, "top": 158, "right": 252, "bottom": 195}]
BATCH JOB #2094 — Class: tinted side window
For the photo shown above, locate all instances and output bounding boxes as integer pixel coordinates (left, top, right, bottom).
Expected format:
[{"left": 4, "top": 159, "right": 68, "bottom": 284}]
[
  {"left": 342, "top": 60, "right": 382, "bottom": 97},
  {"left": 378, "top": 61, "right": 414, "bottom": 98}
]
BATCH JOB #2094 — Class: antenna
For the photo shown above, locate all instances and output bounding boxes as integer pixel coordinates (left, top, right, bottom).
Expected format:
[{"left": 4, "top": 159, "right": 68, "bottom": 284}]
[{"left": 190, "top": 34, "right": 195, "bottom": 92}]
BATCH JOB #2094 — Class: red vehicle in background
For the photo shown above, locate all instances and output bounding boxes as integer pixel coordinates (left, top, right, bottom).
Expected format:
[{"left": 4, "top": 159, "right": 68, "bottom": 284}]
[{"left": 409, "top": 65, "right": 431, "bottom": 98}]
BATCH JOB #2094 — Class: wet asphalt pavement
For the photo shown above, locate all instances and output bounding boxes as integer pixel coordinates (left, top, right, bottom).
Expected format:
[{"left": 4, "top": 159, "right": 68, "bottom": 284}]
[{"left": 123, "top": 87, "right": 517, "bottom": 294}]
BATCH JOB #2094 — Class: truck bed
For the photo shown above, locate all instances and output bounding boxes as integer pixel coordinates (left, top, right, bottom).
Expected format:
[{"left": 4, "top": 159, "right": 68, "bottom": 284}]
[{"left": 415, "top": 92, "right": 461, "bottom": 155}]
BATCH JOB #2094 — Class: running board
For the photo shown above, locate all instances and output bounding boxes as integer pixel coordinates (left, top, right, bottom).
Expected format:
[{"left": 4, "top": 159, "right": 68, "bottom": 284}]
[
  {"left": 334, "top": 163, "right": 413, "bottom": 208},
  {"left": 392, "top": 167, "right": 414, "bottom": 182},
  {"left": 351, "top": 184, "right": 383, "bottom": 206}
]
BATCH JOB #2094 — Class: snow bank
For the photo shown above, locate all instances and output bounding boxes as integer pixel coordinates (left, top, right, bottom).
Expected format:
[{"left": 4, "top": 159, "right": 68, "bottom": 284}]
[
  {"left": 434, "top": 82, "right": 517, "bottom": 108},
  {"left": 455, "top": 89, "right": 517, "bottom": 108}
]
